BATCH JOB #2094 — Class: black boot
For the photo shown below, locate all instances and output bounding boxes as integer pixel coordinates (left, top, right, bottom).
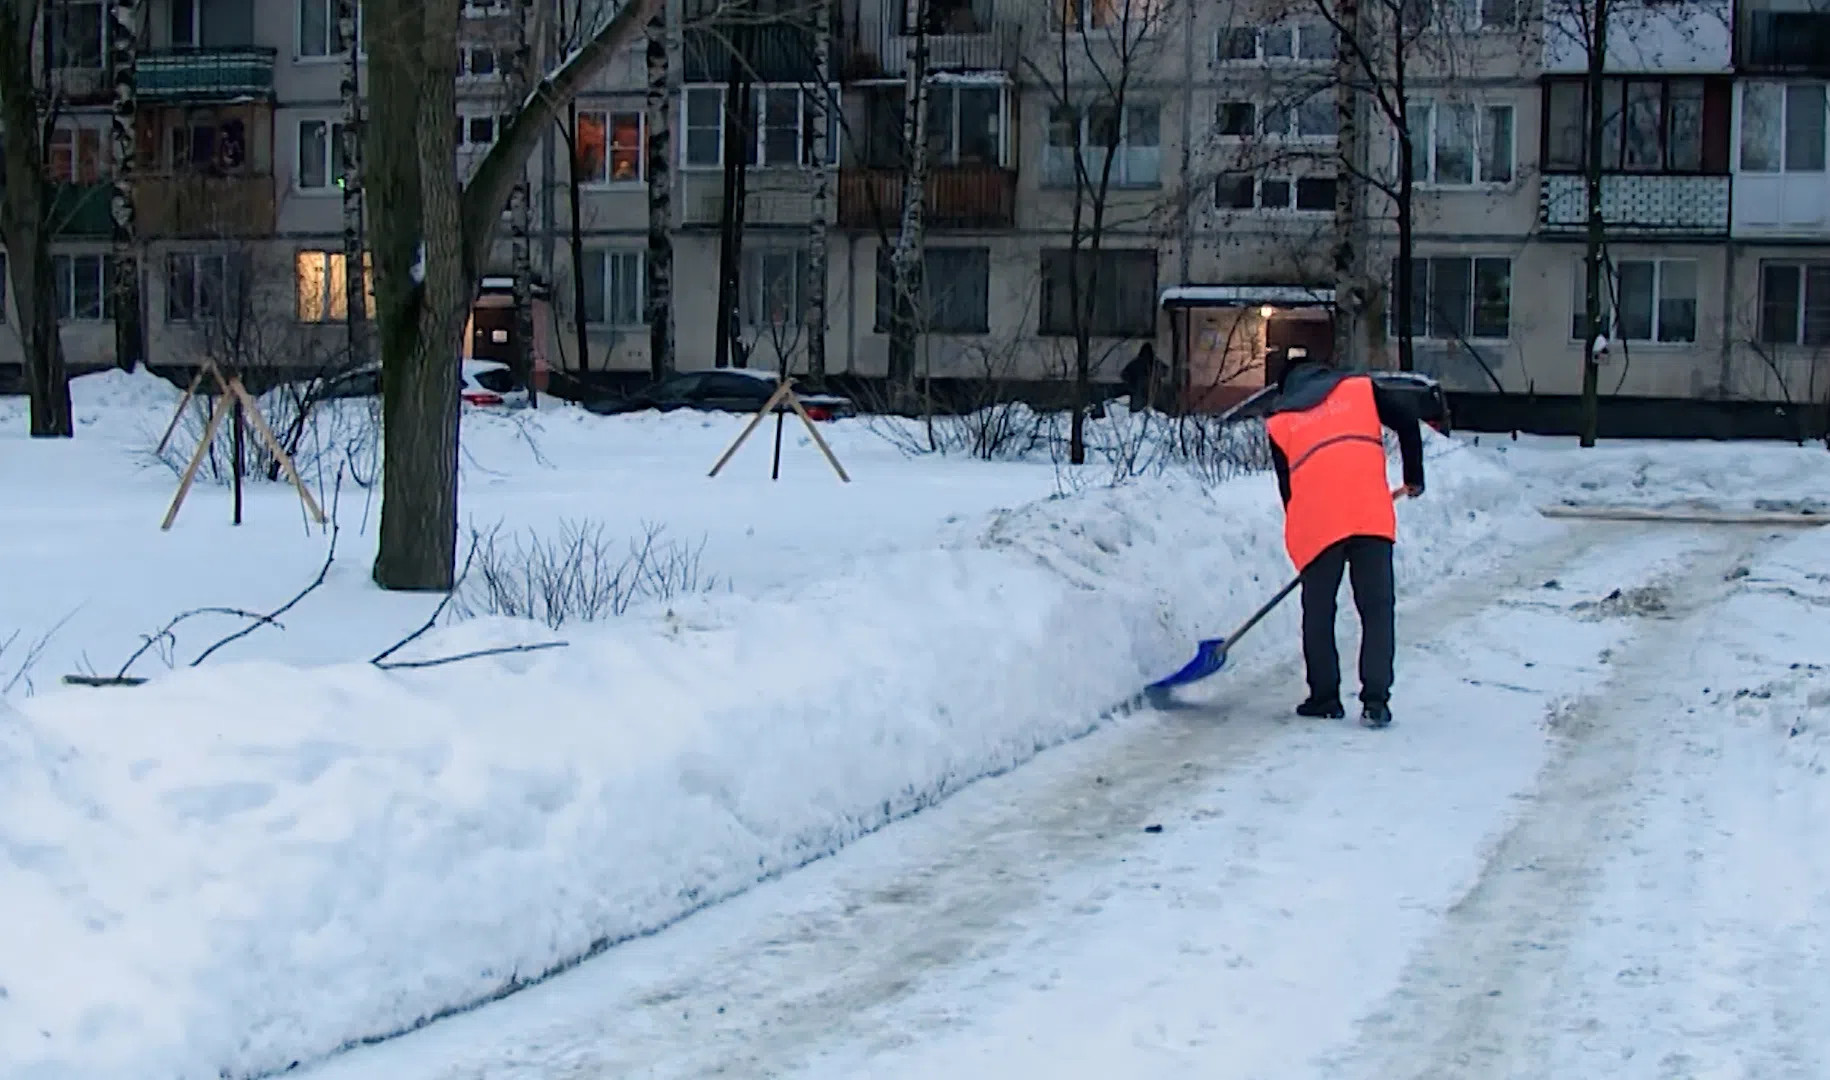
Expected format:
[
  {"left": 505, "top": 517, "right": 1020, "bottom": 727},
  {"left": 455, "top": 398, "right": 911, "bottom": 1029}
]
[
  {"left": 1296, "top": 696, "right": 1345, "bottom": 719},
  {"left": 1361, "top": 702, "right": 1393, "bottom": 729}
]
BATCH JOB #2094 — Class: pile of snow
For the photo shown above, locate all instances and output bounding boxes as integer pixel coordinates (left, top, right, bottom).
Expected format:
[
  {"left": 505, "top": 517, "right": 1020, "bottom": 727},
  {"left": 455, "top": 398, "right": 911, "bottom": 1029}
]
[
  {"left": 1, "top": 432, "right": 1532, "bottom": 1080},
  {"left": 1486, "top": 436, "right": 1829, "bottom": 515}
]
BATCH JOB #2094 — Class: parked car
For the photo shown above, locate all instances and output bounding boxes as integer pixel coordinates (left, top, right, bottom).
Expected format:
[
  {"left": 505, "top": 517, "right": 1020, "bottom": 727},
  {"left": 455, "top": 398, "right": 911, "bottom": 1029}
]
[
  {"left": 583, "top": 369, "right": 856, "bottom": 421},
  {"left": 314, "top": 359, "right": 527, "bottom": 408}
]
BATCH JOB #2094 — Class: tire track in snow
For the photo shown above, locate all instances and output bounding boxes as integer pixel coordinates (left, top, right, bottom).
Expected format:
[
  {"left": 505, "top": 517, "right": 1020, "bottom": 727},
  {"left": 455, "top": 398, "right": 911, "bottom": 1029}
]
[
  {"left": 1319, "top": 524, "right": 1795, "bottom": 1080},
  {"left": 299, "top": 519, "right": 1688, "bottom": 1080}
]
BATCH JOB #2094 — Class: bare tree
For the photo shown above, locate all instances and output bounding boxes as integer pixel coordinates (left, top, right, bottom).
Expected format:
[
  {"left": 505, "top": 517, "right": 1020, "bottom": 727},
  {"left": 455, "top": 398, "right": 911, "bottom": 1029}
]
[
  {"left": 644, "top": 0, "right": 674, "bottom": 379},
  {"left": 338, "top": 0, "right": 367, "bottom": 372},
  {"left": 108, "top": 0, "right": 143, "bottom": 373},
  {"left": 803, "top": 0, "right": 832, "bottom": 383},
  {"left": 362, "top": 0, "right": 661, "bottom": 592},
  {"left": 883, "top": 4, "right": 931, "bottom": 403},
  {"left": 1023, "top": 0, "right": 1175, "bottom": 464},
  {"left": 0, "top": 0, "right": 74, "bottom": 437}
]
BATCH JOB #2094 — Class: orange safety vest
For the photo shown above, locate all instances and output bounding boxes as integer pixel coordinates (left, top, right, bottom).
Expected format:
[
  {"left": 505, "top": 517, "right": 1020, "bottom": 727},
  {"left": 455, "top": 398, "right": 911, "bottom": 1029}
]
[{"left": 1264, "top": 375, "right": 1396, "bottom": 572}]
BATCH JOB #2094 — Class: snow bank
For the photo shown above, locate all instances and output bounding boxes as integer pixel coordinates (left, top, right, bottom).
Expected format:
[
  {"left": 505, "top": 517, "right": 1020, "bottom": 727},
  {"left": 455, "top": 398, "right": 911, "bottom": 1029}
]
[
  {"left": 1486, "top": 436, "right": 1829, "bottom": 515},
  {"left": 0, "top": 433, "right": 1534, "bottom": 1080}
]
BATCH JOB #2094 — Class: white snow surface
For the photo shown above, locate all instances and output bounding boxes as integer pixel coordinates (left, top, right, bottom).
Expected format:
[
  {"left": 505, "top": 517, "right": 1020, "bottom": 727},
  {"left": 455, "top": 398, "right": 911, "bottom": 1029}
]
[{"left": 3, "top": 373, "right": 1828, "bottom": 1080}]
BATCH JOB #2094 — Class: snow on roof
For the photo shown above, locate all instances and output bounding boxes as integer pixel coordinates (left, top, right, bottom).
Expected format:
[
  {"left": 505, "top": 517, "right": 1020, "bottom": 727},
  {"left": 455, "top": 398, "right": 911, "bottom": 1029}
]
[{"left": 1159, "top": 285, "right": 1336, "bottom": 308}]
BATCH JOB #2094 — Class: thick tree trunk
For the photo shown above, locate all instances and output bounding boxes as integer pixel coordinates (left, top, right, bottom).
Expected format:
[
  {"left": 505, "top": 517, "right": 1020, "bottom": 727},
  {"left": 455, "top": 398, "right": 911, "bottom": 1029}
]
[
  {"left": 804, "top": 3, "right": 831, "bottom": 383},
  {"left": 644, "top": 8, "right": 673, "bottom": 380},
  {"left": 886, "top": 9, "right": 930, "bottom": 404},
  {"left": 0, "top": 0, "right": 73, "bottom": 437},
  {"left": 1579, "top": 0, "right": 1609, "bottom": 447},
  {"left": 1394, "top": 63, "right": 1415, "bottom": 373},
  {"left": 339, "top": 0, "right": 366, "bottom": 370},
  {"left": 110, "top": 0, "right": 144, "bottom": 374}
]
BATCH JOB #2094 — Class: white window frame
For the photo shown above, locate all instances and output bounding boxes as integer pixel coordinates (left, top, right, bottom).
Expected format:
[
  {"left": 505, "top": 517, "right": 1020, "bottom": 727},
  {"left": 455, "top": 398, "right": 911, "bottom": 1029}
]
[
  {"left": 1738, "top": 81, "right": 1828, "bottom": 175},
  {"left": 169, "top": 0, "right": 202, "bottom": 46},
  {"left": 52, "top": 253, "right": 114, "bottom": 322},
  {"left": 925, "top": 83, "right": 1011, "bottom": 167},
  {"left": 1404, "top": 100, "right": 1515, "bottom": 187},
  {"left": 297, "top": 0, "right": 363, "bottom": 60},
  {"left": 1429, "top": 0, "right": 1519, "bottom": 33},
  {"left": 1214, "top": 21, "right": 1335, "bottom": 64},
  {"left": 1259, "top": 93, "right": 1339, "bottom": 140},
  {"left": 575, "top": 108, "right": 646, "bottom": 185},
  {"left": 295, "top": 118, "right": 347, "bottom": 192},
  {"left": 1398, "top": 255, "right": 1513, "bottom": 342},
  {"left": 1568, "top": 258, "right": 1698, "bottom": 345},
  {"left": 458, "top": 43, "right": 500, "bottom": 79},
  {"left": 165, "top": 252, "right": 241, "bottom": 323},
  {"left": 295, "top": 250, "right": 375, "bottom": 322},
  {"left": 742, "top": 248, "right": 811, "bottom": 327},
  {"left": 1043, "top": 101, "right": 1162, "bottom": 188},
  {"left": 48, "top": 118, "right": 111, "bottom": 183},
  {"left": 581, "top": 249, "right": 646, "bottom": 327},
  {"left": 1756, "top": 260, "right": 1830, "bottom": 346},
  {"left": 678, "top": 84, "right": 840, "bottom": 171},
  {"left": 1216, "top": 174, "right": 1335, "bottom": 213}
]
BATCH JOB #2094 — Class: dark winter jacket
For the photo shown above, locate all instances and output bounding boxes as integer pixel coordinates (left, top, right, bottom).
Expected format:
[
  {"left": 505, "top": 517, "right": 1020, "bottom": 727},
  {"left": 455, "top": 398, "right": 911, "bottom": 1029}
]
[{"left": 1266, "top": 363, "right": 1426, "bottom": 505}]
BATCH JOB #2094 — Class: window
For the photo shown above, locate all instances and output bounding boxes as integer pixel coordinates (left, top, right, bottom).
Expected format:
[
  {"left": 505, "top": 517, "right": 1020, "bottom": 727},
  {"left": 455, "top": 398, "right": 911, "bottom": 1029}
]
[
  {"left": 49, "top": 125, "right": 107, "bottom": 184},
  {"left": 1055, "top": 0, "right": 1163, "bottom": 34},
  {"left": 298, "top": 0, "right": 360, "bottom": 57},
  {"left": 295, "top": 251, "right": 375, "bottom": 321},
  {"left": 1215, "top": 21, "right": 1334, "bottom": 62},
  {"left": 165, "top": 253, "right": 246, "bottom": 322},
  {"left": 296, "top": 119, "right": 349, "bottom": 190},
  {"left": 169, "top": 117, "right": 250, "bottom": 172},
  {"left": 582, "top": 250, "right": 645, "bottom": 326},
  {"left": 1567, "top": 259, "right": 1696, "bottom": 344},
  {"left": 679, "top": 86, "right": 838, "bottom": 168},
  {"left": 52, "top": 254, "right": 115, "bottom": 322},
  {"left": 458, "top": 45, "right": 499, "bottom": 78},
  {"left": 1216, "top": 102, "right": 1256, "bottom": 137},
  {"left": 51, "top": 0, "right": 104, "bottom": 68},
  {"left": 1261, "top": 93, "right": 1338, "bottom": 139},
  {"left": 456, "top": 112, "right": 502, "bottom": 152},
  {"left": 1758, "top": 261, "right": 1830, "bottom": 345},
  {"left": 1038, "top": 249, "right": 1157, "bottom": 337},
  {"left": 926, "top": 85, "right": 1005, "bottom": 166},
  {"left": 873, "top": 247, "right": 991, "bottom": 334},
  {"left": 575, "top": 110, "right": 644, "bottom": 183},
  {"left": 1215, "top": 173, "right": 1336, "bottom": 211},
  {"left": 1416, "top": 0, "right": 1515, "bottom": 31},
  {"left": 1544, "top": 77, "right": 1719, "bottom": 174},
  {"left": 1407, "top": 101, "right": 1513, "bottom": 185},
  {"left": 1043, "top": 103, "right": 1161, "bottom": 187},
  {"left": 1740, "top": 82, "right": 1826, "bottom": 174},
  {"left": 1394, "top": 256, "right": 1511, "bottom": 340},
  {"left": 742, "top": 249, "right": 811, "bottom": 326}
]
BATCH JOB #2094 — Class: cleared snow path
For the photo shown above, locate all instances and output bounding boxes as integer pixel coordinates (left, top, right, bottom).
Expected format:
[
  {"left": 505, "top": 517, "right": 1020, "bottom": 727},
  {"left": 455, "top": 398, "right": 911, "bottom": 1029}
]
[{"left": 299, "top": 516, "right": 1789, "bottom": 1080}]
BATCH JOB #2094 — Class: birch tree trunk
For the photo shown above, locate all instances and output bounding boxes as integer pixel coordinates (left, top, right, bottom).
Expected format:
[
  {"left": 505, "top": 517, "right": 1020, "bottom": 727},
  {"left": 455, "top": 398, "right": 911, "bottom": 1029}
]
[
  {"left": 109, "top": 0, "right": 143, "bottom": 374},
  {"left": 0, "top": 0, "right": 73, "bottom": 437},
  {"left": 886, "top": 7, "right": 930, "bottom": 404},
  {"left": 644, "top": 5, "right": 674, "bottom": 380},
  {"left": 803, "top": 0, "right": 831, "bottom": 383},
  {"left": 339, "top": 0, "right": 366, "bottom": 370},
  {"left": 509, "top": 0, "right": 538, "bottom": 406},
  {"left": 1330, "top": 0, "right": 1364, "bottom": 369}
]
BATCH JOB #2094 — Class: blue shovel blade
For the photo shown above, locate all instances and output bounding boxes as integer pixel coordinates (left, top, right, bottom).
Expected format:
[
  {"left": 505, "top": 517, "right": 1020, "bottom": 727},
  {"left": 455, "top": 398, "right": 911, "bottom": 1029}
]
[{"left": 1146, "top": 637, "right": 1231, "bottom": 692}]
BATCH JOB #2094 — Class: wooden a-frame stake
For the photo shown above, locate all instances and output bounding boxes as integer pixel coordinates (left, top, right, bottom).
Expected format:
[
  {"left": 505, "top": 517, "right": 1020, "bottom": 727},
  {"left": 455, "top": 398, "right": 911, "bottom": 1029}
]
[
  {"left": 708, "top": 377, "right": 851, "bottom": 482},
  {"left": 160, "top": 359, "right": 330, "bottom": 530}
]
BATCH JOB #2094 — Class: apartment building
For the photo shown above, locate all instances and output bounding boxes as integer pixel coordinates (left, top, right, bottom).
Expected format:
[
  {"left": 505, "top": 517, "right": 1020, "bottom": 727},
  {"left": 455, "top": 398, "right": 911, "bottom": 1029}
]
[{"left": 7, "top": 0, "right": 1827, "bottom": 428}]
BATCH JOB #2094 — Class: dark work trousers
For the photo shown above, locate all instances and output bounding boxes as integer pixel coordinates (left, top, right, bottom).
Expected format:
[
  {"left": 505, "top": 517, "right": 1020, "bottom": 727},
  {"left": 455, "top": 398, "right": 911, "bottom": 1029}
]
[{"left": 1299, "top": 536, "right": 1396, "bottom": 706}]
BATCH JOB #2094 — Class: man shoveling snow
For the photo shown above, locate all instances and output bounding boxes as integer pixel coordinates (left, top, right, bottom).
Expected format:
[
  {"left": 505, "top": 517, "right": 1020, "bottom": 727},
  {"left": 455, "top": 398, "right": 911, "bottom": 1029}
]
[{"left": 1266, "top": 361, "right": 1427, "bottom": 728}]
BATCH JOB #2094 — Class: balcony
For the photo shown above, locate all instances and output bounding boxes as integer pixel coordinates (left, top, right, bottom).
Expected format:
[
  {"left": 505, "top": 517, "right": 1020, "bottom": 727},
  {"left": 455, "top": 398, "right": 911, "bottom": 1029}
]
[
  {"left": 837, "top": 13, "right": 1023, "bottom": 78},
  {"left": 137, "top": 173, "right": 277, "bottom": 239},
  {"left": 48, "top": 183, "right": 113, "bottom": 238},
  {"left": 838, "top": 166, "right": 1016, "bottom": 229},
  {"left": 136, "top": 47, "right": 278, "bottom": 103},
  {"left": 1539, "top": 174, "right": 1729, "bottom": 237},
  {"left": 1740, "top": 8, "right": 1830, "bottom": 71},
  {"left": 682, "top": 22, "right": 834, "bottom": 83}
]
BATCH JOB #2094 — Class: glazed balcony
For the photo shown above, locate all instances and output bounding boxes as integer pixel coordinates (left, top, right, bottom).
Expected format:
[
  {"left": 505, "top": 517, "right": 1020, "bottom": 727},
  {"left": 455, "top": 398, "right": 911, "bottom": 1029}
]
[
  {"left": 837, "top": 165, "right": 1016, "bottom": 229},
  {"left": 1739, "top": 7, "right": 1830, "bottom": 72},
  {"left": 137, "top": 46, "right": 277, "bottom": 102},
  {"left": 1539, "top": 173, "right": 1729, "bottom": 237},
  {"left": 837, "top": 0, "right": 1024, "bottom": 78},
  {"left": 48, "top": 183, "right": 113, "bottom": 238}
]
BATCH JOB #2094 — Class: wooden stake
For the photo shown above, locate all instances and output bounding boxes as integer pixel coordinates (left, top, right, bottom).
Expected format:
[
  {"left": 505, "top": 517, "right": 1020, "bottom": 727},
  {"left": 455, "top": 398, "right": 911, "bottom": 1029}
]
[
  {"left": 708, "top": 380, "right": 793, "bottom": 477},
  {"left": 161, "top": 389, "right": 232, "bottom": 530},
  {"left": 230, "top": 377, "right": 328, "bottom": 524},
  {"left": 784, "top": 390, "right": 851, "bottom": 482},
  {"left": 155, "top": 364, "right": 209, "bottom": 456}
]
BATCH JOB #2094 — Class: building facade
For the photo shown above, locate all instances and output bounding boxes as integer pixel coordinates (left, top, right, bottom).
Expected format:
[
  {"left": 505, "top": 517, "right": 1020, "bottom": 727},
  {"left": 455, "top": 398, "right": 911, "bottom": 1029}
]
[{"left": 4, "top": 0, "right": 1827, "bottom": 422}]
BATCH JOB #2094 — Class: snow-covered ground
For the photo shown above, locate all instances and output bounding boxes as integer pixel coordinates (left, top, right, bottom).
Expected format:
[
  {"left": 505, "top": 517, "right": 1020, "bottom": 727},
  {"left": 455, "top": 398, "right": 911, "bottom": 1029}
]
[{"left": 2, "top": 373, "right": 1827, "bottom": 1080}]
